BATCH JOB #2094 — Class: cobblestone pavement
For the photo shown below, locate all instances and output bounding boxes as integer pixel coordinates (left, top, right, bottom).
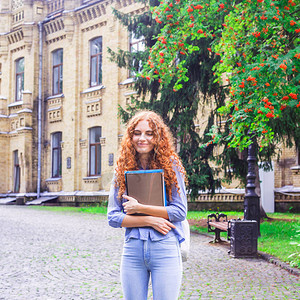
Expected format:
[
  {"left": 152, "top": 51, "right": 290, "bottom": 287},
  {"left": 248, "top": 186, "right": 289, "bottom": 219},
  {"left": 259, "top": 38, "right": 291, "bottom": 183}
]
[{"left": 0, "top": 206, "right": 299, "bottom": 300}]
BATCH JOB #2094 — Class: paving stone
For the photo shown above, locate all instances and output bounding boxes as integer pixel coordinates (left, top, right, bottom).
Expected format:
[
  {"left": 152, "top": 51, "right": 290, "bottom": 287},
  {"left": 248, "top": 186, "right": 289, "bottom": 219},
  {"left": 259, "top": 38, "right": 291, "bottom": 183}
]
[{"left": 0, "top": 206, "right": 299, "bottom": 299}]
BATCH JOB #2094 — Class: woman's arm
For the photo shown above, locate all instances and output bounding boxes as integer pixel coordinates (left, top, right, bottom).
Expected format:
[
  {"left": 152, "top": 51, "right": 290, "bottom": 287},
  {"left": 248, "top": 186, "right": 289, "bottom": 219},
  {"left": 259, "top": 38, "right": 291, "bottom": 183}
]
[
  {"left": 107, "top": 177, "right": 174, "bottom": 235},
  {"left": 121, "top": 214, "right": 175, "bottom": 235},
  {"left": 122, "top": 195, "right": 169, "bottom": 219}
]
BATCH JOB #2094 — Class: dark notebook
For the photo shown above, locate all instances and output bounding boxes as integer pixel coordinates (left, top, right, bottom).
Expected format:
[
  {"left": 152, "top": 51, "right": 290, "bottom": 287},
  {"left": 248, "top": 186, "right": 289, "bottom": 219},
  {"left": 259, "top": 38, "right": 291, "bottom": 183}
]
[{"left": 125, "top": 169, "right": 167, "bottom": 207}]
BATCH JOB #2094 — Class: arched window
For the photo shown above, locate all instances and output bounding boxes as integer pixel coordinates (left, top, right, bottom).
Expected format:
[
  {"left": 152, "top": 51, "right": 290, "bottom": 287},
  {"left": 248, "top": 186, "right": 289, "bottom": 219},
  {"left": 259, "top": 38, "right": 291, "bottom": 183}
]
[
  {"left": 89, "top": 126, "right": 101, "bottom": 176},
  {"left": 90, "top": 37, "right": 102, "bottom": 87}
]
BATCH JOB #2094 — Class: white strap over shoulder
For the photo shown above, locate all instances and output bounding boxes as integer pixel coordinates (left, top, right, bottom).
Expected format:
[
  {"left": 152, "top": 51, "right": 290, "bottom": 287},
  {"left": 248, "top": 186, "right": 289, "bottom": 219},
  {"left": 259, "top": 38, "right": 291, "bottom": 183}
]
[{"left": 180, "top": 219, "right": 190, "bottom": 262}]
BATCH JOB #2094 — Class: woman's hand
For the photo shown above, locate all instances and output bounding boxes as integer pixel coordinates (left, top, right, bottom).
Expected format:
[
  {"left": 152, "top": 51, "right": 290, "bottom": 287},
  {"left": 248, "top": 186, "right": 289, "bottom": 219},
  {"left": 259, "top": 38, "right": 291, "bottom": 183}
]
[
  {"left": 122, "top": 195, "right": 142, "bottom": 214},
  {"left": 150, "top": 217, "right": 176, "bottom": 235}
]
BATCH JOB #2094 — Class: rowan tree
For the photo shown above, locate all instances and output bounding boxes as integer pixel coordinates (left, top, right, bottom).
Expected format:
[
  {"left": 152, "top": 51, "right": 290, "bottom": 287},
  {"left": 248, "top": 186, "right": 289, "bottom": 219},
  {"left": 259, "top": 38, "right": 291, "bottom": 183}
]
[{"left": 143, "top": 0, "right": 300, "bottom": 151}]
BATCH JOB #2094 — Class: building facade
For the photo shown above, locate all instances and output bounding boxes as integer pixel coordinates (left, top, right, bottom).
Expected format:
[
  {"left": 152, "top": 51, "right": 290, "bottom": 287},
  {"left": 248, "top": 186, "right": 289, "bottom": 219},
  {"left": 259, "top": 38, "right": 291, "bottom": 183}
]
[
  {"left": 0, "top": 0, "right": 299, "bottom": 210},
  {"left": 0, "top": 0, "right": 147, "bottom": 204}
]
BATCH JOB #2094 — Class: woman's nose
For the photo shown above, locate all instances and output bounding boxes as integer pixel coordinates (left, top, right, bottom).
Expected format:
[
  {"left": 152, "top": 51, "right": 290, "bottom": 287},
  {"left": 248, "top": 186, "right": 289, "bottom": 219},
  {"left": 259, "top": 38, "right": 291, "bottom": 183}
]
[{"left": 139, "top": 133, "right": 146, "bottom": 141}]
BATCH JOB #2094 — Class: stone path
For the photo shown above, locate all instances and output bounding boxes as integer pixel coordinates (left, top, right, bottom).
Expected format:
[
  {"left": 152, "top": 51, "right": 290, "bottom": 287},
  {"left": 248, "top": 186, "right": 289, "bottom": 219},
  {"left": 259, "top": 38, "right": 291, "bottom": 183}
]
[{"left": 0, "top": 206, "right": 299, "bottom": 299}]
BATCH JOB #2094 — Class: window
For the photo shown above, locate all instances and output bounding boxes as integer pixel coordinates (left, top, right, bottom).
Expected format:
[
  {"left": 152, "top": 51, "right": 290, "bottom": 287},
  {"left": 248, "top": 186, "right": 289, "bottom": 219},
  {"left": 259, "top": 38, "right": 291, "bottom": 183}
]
[
  {"left": 90, "top": 37, "right": 102, "bottom": 87},
  {"left": 89, "top": 127, "right": 101, "bottom": 176},
  {"left": 15, "top": 58, "right": 24, "bottom": 101},
  {"left": 129, "top": 32, "right": 145, "bottom": 76},
  {"left": 52, "top": 132, "right": 62, "bottom": 178},
  {"left": 13, "top": 150, "right": 20, "bottom": 193},
  {"left": 52, "top": 49, "right": 63, "bottom": 95}
]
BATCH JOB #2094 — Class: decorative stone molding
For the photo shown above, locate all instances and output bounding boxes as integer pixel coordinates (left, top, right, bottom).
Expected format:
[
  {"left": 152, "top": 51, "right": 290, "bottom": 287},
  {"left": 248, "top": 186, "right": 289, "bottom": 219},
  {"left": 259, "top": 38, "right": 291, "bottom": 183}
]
[
  {"left": 79, "top": 139, "right": 87, "bottom": 149},
  {"left": 129, "top": 7, "right": 148, "bottom": 16},
  {"left": 46, "top": 178, "right": 62, "bottom": 192},
  {"left": 117, "top": 0, "right": 140, "bottom": 9},
  {"left": 81, "top": 21, "right": 107, "bottom": 33},
  {"left": 118, "top": 134, "right": 123, "bottom": 144},
  {"left": 45, "top": 34, "right": 67, "bottom": 45},
  {"left": 76, "top": 3, "right": 107, "bottom": 25},
  {"left": 7, "top": 29, "right": 23, "bottom": 44},
  {"left": 48, "top": 106, "right": 62, "bottom": 123},
  {"left": 19, "top": 117, "right": 24, "bottom": 127},
  {"left": 86, "top": 98, "right": 102, "bottom": 118},
  {"left": 81, "top": 85, "right": 105, "bottom": 100},
  {"left": 47, "top": 0, "right": 64, "bottom": 16},
  {"left": 47, "top": 94, "right": 64, "bottom": 107},
  {"left": 59, "top": 195, "right": 75, "bottom": 202},
  {"left": 16, "top": 126, "right": 33, "bottom": 134},
  {"left": 10, "top": 45, "right": 26, "bottom": 54},
  {"left": 275, "top": 192, "right": 300, "bottom": 201},
  {"left": 44, "top": 19, "right": 65, "bottom": 35},
  {"left": 47, "top": 94, "right": 64, "bottom": 123},
  {"left": 119, "top": 77, "right": 136, "bottom": 86},
  {"left": 8, "top": 101, "right": 23, "bottom": 115},
  {"left": 16, "top": 109, "right": 32, "bottom": 128},
  {"left": 196, "top": 193, "right": 244, "bottom": 202},
  {"left": 100, "top": 137, "right": 106, "bottom": 145},
  {"left": 12, "top": 10, "right": 24, "bottom": 25},
  {"left": 124, "top": 91, "right": 138, "bottom": 106},
  {"left": 10, "top": 120, "right": 17, "bottom": 131},
  {"left": 82, "top": 176, "right": 102, "bottom": 192},
  {"left": 12, "top": 0, "right": 24, "bottom": 11}
]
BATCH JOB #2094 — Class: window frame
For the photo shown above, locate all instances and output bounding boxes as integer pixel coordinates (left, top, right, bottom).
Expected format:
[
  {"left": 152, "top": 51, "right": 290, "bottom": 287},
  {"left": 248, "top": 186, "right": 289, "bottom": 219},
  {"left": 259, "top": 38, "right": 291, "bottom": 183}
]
[
  {"left": 15, "top": 57, "right": 24, "bottom": 101},
  {"left": 51, "top": 132, "right": 62, "bottom": 178},
  {"left": 129, "top": 32, "right": 145, "bottom": 77},
  {"left": 89, "top": 126, "right": 102, "bottom": 176},
  {"left": 52, "top": 49, "right": 63, "bottom": 95},
  {"left": 13, "top": 150, "right": 20, "bottom": 193},
  {"left": 90, "top": 37, "right": 102, "bottom": 87}
]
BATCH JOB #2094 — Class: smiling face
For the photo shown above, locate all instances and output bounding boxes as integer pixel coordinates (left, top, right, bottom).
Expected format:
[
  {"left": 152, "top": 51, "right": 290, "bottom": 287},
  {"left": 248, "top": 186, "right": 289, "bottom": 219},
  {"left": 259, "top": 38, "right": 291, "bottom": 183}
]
[{"left": 132, "top": 119, "right": 155, "bottom": 158}]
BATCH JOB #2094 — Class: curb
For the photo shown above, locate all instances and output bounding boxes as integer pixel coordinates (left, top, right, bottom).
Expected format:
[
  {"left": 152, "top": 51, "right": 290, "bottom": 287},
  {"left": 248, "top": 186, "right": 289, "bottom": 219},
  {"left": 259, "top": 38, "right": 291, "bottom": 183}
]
[
  {"left": 190, "top": 230, "right": 300, "bottom": 277},
  {"left": 258, "top": 251, "right": 300, "bottom": 276}
]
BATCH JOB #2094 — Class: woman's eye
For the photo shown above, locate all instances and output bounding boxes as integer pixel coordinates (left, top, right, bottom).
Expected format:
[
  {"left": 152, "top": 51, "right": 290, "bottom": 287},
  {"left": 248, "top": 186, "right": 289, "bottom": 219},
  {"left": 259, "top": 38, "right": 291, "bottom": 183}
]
[{"left": 146, "top": 132, "right": 153, "bottom": 136}]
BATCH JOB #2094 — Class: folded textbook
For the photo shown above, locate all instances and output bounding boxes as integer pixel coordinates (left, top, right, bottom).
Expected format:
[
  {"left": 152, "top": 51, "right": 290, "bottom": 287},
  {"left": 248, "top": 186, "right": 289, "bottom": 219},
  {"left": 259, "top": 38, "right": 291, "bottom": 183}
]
[{"left": 125, "top": 169, "right": 167, "bottom": 207}]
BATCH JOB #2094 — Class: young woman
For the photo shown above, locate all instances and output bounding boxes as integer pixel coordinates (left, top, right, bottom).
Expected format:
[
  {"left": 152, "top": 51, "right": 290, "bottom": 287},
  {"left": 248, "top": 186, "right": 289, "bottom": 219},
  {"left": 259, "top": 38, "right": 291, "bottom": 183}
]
[{"left": 107, "top": 110, "right": 187, "bottom": 300}]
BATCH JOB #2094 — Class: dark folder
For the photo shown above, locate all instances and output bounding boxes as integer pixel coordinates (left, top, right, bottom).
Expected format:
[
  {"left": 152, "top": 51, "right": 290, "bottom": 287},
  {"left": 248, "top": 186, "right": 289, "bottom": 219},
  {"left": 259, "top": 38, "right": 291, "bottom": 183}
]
[{"left": 125, "top": 169, "right": 167, "bottom": 207}]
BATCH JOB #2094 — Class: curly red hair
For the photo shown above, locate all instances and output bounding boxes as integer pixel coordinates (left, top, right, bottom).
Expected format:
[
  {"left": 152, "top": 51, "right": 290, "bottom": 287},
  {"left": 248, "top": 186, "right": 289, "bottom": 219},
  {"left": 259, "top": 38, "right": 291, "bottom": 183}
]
[{"left": 115, "top": 110, "right": 186, "bottom": 200}]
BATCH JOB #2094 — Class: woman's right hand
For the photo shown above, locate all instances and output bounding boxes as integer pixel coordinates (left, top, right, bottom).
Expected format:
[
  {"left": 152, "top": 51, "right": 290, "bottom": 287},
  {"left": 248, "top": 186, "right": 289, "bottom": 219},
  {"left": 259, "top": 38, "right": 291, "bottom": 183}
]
[{"left": 150, "top": 217, "right": 176, "bottom": 235}]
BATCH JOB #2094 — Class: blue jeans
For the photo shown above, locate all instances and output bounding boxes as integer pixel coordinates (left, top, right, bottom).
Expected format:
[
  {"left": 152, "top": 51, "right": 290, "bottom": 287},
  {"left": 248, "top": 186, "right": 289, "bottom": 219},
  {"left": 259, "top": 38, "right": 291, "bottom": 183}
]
[{"left": 120, "top": 236, "right": 182, "bottom": 300}]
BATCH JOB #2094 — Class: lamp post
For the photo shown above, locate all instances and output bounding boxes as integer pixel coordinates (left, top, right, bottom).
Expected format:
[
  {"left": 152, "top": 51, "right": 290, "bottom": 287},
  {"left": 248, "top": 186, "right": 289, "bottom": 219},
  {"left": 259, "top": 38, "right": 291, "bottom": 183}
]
[{"left": 244, "top": 141, "right": 260, "bottom": 236}]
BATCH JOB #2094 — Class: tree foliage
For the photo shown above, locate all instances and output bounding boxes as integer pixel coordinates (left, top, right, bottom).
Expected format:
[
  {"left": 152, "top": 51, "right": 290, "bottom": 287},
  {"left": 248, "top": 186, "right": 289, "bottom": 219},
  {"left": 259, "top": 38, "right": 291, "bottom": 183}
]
[
  {"left": 143, "top": 0, "right": 300, "bottom": 151},
  {"left": 109, "top": 0, "right": 228, "bottom": 198}
]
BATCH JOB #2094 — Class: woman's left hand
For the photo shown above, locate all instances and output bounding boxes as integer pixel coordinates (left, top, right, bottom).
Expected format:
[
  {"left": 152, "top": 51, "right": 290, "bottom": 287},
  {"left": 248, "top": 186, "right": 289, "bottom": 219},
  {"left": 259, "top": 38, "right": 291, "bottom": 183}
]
[{"left": 122, "top": 195, "right": 141, "bottom": 214}]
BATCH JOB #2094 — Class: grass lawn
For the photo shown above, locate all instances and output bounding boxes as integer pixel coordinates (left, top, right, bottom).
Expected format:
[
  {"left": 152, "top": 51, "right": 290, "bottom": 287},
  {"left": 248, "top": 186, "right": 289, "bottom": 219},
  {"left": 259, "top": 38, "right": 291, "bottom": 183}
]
[
  {"left": 187, "top": 210, "right": 300, "bottom": 269},
  {"left": 29, "top": 206, "right": 300, "bottom": 268}
]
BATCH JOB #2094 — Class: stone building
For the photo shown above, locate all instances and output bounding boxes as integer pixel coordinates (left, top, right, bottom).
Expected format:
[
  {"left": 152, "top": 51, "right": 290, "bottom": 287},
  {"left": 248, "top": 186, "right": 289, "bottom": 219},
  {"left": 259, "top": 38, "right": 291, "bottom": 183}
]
[
  {"left": 0, "top": 0, "right": 299, "bottom": 211},
  {"left": 0, "top": 0, "right": 147, "bottom": 205}
]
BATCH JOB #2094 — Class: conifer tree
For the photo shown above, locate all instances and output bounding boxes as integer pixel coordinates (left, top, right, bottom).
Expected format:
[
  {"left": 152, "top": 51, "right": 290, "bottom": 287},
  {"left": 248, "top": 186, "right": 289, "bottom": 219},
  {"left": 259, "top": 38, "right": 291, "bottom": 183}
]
[{"left": 109, "top": 0, "right": 229, "bottom": 199}]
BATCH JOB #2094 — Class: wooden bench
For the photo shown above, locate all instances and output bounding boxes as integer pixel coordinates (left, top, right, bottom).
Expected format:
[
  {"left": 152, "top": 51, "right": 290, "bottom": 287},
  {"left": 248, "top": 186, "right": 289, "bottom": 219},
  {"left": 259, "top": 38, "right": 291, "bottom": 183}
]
[{"left": 207, "top": 213, "right": 230, "bottom": 243}]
